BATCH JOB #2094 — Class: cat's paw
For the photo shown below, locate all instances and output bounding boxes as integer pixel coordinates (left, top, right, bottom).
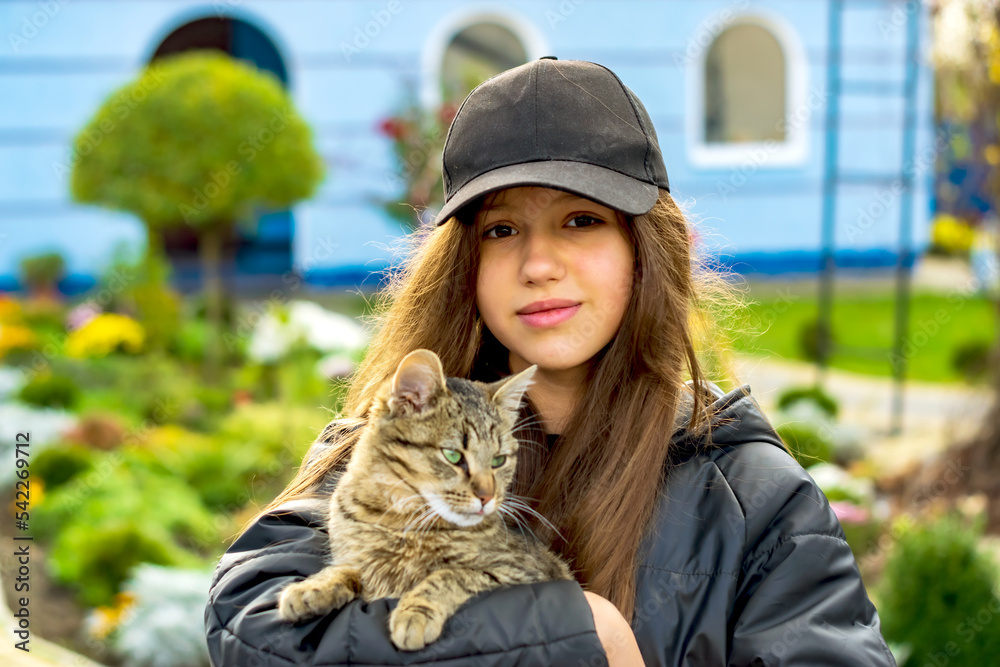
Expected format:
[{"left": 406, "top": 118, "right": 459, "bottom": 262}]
[
  {"left": 278, "top": 578, "right": 356, "bottom": 623},
  {"left": 389, "top": 603, "right": 445, "bottom": 651}
]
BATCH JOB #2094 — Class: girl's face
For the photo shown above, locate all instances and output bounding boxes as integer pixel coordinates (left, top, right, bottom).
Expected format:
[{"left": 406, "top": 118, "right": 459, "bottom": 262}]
[{"left": 475, "top": 186, "right": 635, "bottom": 376}]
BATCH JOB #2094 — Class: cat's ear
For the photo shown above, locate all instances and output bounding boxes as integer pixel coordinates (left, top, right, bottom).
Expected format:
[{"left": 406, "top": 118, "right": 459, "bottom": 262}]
[
  {"left": 490, "top": 365, "right": 537, "bottom": 414},
  {"left": 388, "top": 349, "right": 447, "bottom": 416}
]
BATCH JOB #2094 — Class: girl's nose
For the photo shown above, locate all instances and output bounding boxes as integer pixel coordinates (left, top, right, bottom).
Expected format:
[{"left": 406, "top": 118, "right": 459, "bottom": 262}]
[{"left": 519, "top": 232, "right": 565, "bottom": 285}]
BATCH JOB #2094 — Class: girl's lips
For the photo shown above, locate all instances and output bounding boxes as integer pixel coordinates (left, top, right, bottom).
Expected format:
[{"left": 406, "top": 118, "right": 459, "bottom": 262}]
[{"left": 516, "top": 303, "right": 581, "bottom": 328}]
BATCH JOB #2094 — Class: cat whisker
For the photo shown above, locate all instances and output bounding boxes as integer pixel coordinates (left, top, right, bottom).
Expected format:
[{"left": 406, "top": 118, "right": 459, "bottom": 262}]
[
  {"left": 513, "top": 440, "right": 546, "bottom": 454},
  {"left": 512, "top": 413, "right": 544, "bottom": 432},
  {"left": 494, "top": 505, "right": 513, "bottom": 548},
  {"left": 414, "top": 507, "right": 442, "bottom": 536},
  {"left": 402, "top": 505, "right": 437, "bottom": 535},
  {"left": 501, "top": 498, "right": 565, "bottom": 541},
  {"left": 375, "top": 492, "right": 425, "bottom": 528},
  {"left": 497, "top": 504, "right": 533, "bottom": 543}
]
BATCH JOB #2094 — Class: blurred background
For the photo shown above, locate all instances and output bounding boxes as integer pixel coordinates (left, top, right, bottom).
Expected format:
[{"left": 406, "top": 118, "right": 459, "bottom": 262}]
[{"left": 0, "top": 1, "right": 998, "bottom": 665}]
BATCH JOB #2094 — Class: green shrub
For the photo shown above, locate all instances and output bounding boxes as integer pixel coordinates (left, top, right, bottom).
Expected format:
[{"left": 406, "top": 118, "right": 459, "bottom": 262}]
[
  {"left": 798, "top": 318, "right": 833, "bottom": 362},
  {"left": 878, "top": 515, "right": 1000, "bottom": 666},
  {"left": 951, "top": 340, "right": 993, "bottom": 382},
  {"left": 777, "top": 385, "right": 840, "bottom": 419},
  {"left": 32, "top": 445, "right": 95, "bottom": 491},
  {"left": 170, "top": 318, "right": 210, "bottom": 364},
  {"left": 66, "top": 353, "right": 195, "bottom": 425},
  {"left": 34, "top": 452, "right": 216, "bottom": 606},
  {"left": 18, "top": 372, "right": 80, "bottom": 409},
  {"left": 839, "top": 517, "right": 882, "bottom": 561},
  {"left": 775, "top": 422, "right": 833, "bottom": 468},
  {"left": 143, "top": 404, "right": 329, "bottom": 514}
]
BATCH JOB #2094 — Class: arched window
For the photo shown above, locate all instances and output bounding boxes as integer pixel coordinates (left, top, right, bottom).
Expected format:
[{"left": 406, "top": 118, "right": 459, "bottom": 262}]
[
  {"left": 152, "top": 17, "right": 288, "bottom": 85},
  {"left": 704, "top": 23, "right": 786, "bottom": 144},
  {"left": 688, "top": 14, "right": 807, "bottom": 167},
  {"left": 440, "top": 23, "right": 528, "bottom": 102}
]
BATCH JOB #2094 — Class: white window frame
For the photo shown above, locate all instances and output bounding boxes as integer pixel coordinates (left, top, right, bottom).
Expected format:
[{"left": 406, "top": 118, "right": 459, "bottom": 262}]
[
  {"left": 686, "top": 11, "right": 808, "bottom": 168},
  {"left": 420, "top": 5, "right": 549, "bottom": 109}
]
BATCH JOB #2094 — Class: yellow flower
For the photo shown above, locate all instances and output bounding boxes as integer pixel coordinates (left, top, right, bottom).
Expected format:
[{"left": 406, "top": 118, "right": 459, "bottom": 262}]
[
  {"left": 0, "top": 323, "right": 38, "bottom": 358},
  {"left": 65, "top": 313, "right": 145, "bottom": 358},
  {"left": 931, "top": 214, "right": 975, "bottom": 255},
  {"left": 87, "top": 591, "right": 137, "bottom": 640},
  {"left": 0, "top": 296, "right": 22, "bottom": 323},
  {"left": 985, "top": 144, "right": 1000, "bottom": 166}
]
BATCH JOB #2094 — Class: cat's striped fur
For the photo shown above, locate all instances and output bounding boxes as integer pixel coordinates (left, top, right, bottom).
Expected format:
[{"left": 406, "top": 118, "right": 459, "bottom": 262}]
[{"left": 277, "top": 349, "right": 573, "bottom": 651}]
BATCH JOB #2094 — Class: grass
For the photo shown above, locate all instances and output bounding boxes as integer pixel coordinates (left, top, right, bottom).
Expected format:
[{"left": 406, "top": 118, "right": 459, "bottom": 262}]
[{"left": 729, "top": 285, "right": 998, "bottom": 383}]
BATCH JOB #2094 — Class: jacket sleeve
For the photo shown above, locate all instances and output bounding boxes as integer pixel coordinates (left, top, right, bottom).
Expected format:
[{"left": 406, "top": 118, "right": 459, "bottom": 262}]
[
  {"left": 723, "top": 442, "right": 897, "bottom": 667},
  {"left": 204, "top": 498, "right": 608, "bottom": 667}
]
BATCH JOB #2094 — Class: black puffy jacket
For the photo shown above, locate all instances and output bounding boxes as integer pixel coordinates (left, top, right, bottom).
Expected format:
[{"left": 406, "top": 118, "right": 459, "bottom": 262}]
[{"left": 205, "top": 383, "right": 896, "bottom": 666}]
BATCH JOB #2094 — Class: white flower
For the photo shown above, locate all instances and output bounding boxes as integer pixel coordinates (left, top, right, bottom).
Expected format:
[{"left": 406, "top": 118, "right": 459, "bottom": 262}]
[
  {"left": 317, "top": 353, "right": 356, "bottom": 379},
  {"left": 247, "top": 300, "right": 368, "bottom": 363},
  {"left": 110, "top": 564, "right": 214, "bottom": 667},
  {"left": 0, "top": 366, "right": 25, "bottom": 401}
]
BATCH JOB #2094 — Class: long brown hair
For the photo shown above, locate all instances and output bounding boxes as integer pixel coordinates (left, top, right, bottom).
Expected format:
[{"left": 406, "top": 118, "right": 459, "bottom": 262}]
[{"left": 255, "top": 188, "right": 733, "bottom": 623}]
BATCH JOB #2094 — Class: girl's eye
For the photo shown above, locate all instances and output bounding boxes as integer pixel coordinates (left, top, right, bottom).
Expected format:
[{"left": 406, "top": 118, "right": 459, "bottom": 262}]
[
  {"left": 490, "top": 455, "right": 506, "bottom": 468},
  {"left": 442, "top": 449, "right": 463, "bottom": 465},
  {"left": 483, "top": 224, "right": 516, "bottom": 239},
  {"left": 567, "top": 215, "right": 603, "bottom": 228}
]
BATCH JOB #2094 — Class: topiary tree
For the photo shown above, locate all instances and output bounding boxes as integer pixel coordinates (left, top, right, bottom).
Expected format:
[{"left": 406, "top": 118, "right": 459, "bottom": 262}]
[{"left": 70, "top": 50, "right": 325, "bottom": 376}]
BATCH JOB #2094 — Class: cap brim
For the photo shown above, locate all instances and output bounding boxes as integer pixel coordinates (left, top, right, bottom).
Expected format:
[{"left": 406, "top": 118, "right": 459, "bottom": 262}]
[{"left": 434, "top": 160, "right": 660, "bottom": 225}]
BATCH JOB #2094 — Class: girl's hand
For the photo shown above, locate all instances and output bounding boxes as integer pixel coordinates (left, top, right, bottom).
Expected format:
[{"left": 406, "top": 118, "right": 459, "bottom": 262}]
[{"left": 582, "top": 591, "right": 646, "bottom": 667}]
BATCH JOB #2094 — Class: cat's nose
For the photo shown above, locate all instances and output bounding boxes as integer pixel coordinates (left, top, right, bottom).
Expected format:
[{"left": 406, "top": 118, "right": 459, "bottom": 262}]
[{"left": 472, "top": 479, "right": 494, "bottom": 508}]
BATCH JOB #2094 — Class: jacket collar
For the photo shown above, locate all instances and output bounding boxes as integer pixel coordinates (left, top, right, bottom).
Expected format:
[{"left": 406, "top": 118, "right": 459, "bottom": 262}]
[{"left": 670, "top": 381, "right": 785, "bottom": 457}]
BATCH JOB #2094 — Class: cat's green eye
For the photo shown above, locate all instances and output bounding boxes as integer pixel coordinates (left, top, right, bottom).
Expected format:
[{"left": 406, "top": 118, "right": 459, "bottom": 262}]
[
  {"left": 442, "top": 448, "right": 463, "bottom": 465},
  {"left": 491, "top": 455, "right": 507, "bottom": 468}
]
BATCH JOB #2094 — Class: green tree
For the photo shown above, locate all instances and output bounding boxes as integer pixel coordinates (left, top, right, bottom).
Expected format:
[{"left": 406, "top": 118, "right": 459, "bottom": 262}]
[{"left": 70, "top": 50, "right": 325, "bottom": 376}]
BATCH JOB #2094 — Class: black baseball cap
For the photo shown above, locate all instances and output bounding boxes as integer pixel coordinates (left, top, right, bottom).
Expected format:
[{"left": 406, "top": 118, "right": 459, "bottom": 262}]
[{"left": 435, "top": 57, "right": 670, "bottom": 226}]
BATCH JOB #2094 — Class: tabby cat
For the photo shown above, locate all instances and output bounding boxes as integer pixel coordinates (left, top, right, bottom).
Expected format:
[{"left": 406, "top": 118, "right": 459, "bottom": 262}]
[{"left": 277, "top": 348, "right": 573, "bottom": 651}]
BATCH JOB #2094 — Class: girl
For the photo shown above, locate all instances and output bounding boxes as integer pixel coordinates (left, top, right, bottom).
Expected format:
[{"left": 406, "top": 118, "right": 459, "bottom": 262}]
[{"left": 205, "top": 58, "right": 895, "bottom": 666}]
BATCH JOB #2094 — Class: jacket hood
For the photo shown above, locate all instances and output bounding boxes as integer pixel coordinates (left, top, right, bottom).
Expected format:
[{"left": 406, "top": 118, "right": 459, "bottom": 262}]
[{"left": 671, "top": 381, "right": 785, "bottom": 455}]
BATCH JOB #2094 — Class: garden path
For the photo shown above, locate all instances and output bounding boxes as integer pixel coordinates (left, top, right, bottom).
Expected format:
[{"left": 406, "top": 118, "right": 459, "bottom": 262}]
[{"left": 730, "top": 352, "right": 993, "bottom": 475}]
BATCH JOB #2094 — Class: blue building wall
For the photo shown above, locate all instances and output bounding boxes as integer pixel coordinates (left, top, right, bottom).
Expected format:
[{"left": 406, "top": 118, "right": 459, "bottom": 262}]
[{"left": 0, "top": 0, "right": 935, "bottom": 290}]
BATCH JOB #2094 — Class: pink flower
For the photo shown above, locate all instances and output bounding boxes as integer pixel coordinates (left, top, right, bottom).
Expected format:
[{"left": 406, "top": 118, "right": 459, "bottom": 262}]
[
  {"left": 830, "top": 501, "right": 870, "bottom": 525},
  {"left": 66, "top": 300, "right": 101, "bottom": 332}
]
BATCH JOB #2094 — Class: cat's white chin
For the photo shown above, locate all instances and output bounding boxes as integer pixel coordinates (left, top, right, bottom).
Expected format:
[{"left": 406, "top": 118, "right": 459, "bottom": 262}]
[{"left": 424, "top": 492, "right": 486, "bottom": 527}]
